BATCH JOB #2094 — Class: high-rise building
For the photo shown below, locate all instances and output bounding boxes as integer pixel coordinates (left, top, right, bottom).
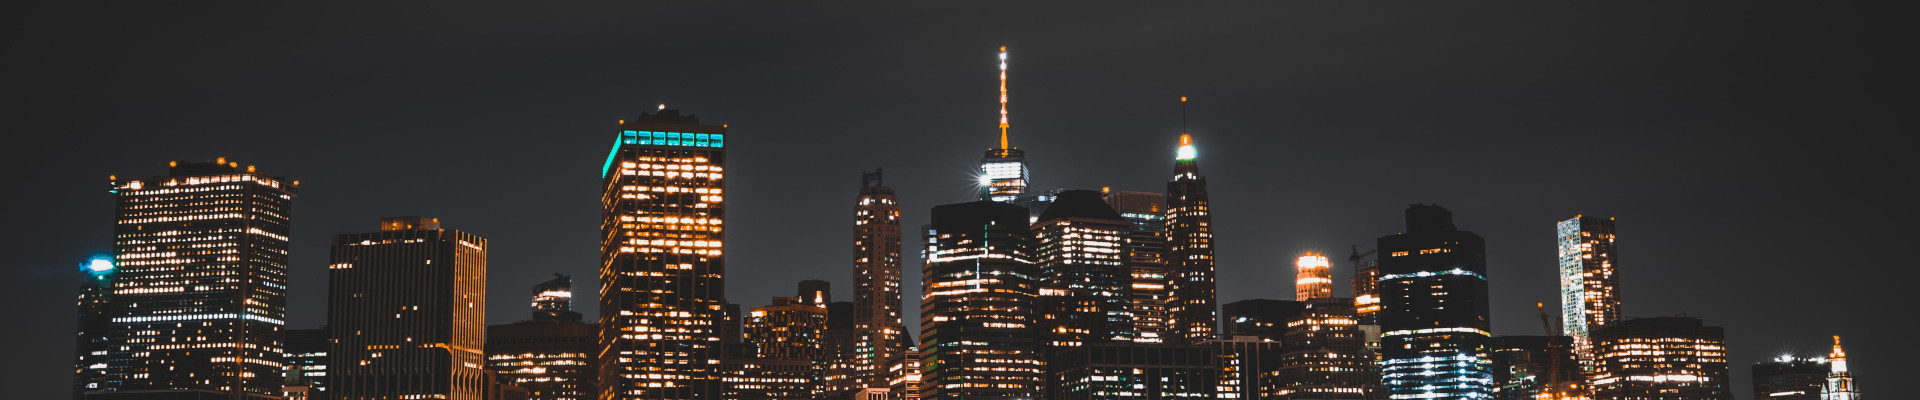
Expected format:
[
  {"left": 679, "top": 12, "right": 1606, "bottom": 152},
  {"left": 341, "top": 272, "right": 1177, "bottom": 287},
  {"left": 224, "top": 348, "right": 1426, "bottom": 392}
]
[
  {"left": 746, "top": 297, "right": 829, "bottom": 361},
  {"left": 1753, "top": 355, "right": 1825, "bottom": 400},
  {"left": 1034, "top": 190, "right": 1136, "bottom": 346},
  {"left": 487, "top": 321, "right": 597, "bottom": 400},
  {"left": 1296, "top": 253, "right": 1333, "bottom": 301},
  {"left": 1268, "top": 299, "right": 1380, "bottom": 400},
  {"left": 821, "top": 301, "right": 862, "bottom": 398},
  {"left": 852, "top": 169, "right": 910, "bottom": 390},
  {"left": 1377, "top": 204, "right": 1494, "bottom": 400},
  {"left": 1213, "top": 337, "right": 1289, "bottom": 400},
  {"left": 1589, "top": 317, "right": 1729, "bottom": 400},
  {"left": 1347, "top": 247, "right": 1383, "bottom": 354},
  {"left": 919, "top": 201, "right": 1042, "bottom": 399},
  {"left": 88, "top": 159, "right": 297, "bottom": 399},
  {"left": 1488, "top": 336, "right": 1580, "bottom": 400},
  {"left": 889, "top": 347, "right": 923, "bottom": 400},
  {"left": 1221, "top": 299, "right": 1304, "bottom": 342},
  {"left": 1165, "top": 134, "right": 1219, "bottom": 345},
  {"left": 599, "top": 108, "right": 730, "bottom": 399},
  {"left": 980, "top": 47, "right": 1030, "bottom": 203},
  {"left": 533, "top": 274, "right": 583, "bottom": 322},
  {"left": 1823, "top": 336, "right": 1858, "bottom": 400},
  {"left": 328, "top": 217, "right": 489, "bottom": 400},
  {"left": 73, "top": 258, "right": 115, "bottom": 399},
  {"left": 1557, "top": 216, "right": 1619, "bottom": 362},
  {"left": 1103, "top": 190, "right": 1169, "bottom": 344},
  {"left": 283, "top": 328, "right": 330, "bottom": 400}
]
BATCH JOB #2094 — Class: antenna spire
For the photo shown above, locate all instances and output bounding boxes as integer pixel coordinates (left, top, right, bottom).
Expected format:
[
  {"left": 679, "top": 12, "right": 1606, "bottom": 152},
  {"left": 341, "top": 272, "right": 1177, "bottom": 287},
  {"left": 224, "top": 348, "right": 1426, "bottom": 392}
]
[
  {"left": 1180, "top": 96, "right": 1189, "bottom": 135},
  {"left": 999, "top": 46, "right": 1010, "bottom": 150}
]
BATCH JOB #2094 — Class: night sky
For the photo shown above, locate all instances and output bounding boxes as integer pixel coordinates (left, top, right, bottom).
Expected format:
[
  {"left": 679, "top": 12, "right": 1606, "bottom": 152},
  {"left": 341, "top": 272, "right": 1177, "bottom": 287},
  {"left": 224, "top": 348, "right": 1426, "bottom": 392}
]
[{"left": 4, "top": 2, "right": 1907, "bottom": 399}]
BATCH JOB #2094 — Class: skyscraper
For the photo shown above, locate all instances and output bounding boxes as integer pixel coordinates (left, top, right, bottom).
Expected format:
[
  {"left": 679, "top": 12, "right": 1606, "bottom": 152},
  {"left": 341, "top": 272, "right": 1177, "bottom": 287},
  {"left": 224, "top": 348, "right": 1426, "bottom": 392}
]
[
  {"left": 1589, "top": 317, "right": 1729, "bottom": 400},
  {"left": 980, "top": 46, "right": 1029, "bottom": 203},
  {"left": 599, "top": 108, "right": 730, "bottom": 399},
  {"left": 1823, "top": 336, "right": 1857, "bottom": 400},
  {"left": 1034, "top": 189, "right": 1136, "bottom": 346},
  {"left": 919, "top": 201, "right": 1042, "bottom": 399},
  {"left": 1270, "top": 299, "right": 1380, "bottom": 400},
  {"left": 852, "top": 169, "right": 909, "bottom": 390},
  {"left": 488, "top": 320, "right": 598, "bottom": 400},
  {"left": 1378, "top": 204, "right": 1494, "bottom": 400},
  {"left": 90, "top": 159, "right": 297, "bottom": 399},
  {"left": 534, "top": 274, "right": 583, "bottom": 322},
  {"left": 1348, "top": 247, "right": 1384, "bottom": 353},
  {"left": 73, "top": 258, "right": 114, "bottom": 399},
  {"left": 1753, "top": 354, "right": 1825, "bottom": 400},
  {"left": 1103, "top": 190, "right": 1169, "bottom": 344},
  {"left": 1295, "top": 253, "right": 1333, "bottom": 301},
  {"left": 821, "top": 301, "right": 862, "bottom": 398},
  {"left": 1557, "top": 216, "right": 1619, "bottom": 361},
  {"left": 1165, "top": 134, "right": 1219, "bottom": 345},
  {"left": 746, "top": 297, "right": 829, "bottom": 361},
  {"left": 328, "top": 217, "right": 489, "bottom": 400}
]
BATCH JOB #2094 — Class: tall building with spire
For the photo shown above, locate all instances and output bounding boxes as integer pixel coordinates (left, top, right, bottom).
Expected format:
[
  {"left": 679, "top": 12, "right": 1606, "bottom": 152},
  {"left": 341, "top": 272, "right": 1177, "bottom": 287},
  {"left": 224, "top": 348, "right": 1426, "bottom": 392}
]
[
  {"left": 919, "top": 201, "right": 1042, "bottom": 399},
  {"left": 1824, "top": 336, "right": 1858, "bottom": 400},
  {"left": 85, "top": 159, "right": 297, "bottom": 399},
  {"left": 852, "top": 169, "right": 910, "bottom": 389},
  {"left": 1378, "top": 204, "right": 1494, "bottom": 400},
  {"left": 980, "top": 46, "right": 1030, "bottom": 203},
  {"left": 1557, "top": 215, "right": 1619, "bottom": 362},
  {"left": 599, "top": 108, "right": 730, "bottom": 399},
  {"left": 1165, "top": 131, "right": 1219, "bottom": 345},
  {"left": 328, "top": 217, "right": 490, "bottom": 400}
]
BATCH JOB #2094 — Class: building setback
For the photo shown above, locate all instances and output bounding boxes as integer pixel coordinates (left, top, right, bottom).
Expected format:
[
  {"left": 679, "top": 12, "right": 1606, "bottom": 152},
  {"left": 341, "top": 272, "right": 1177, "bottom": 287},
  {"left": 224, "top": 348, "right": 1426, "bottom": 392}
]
[
  {"left": 1589, "top": 317, "right": 1730, "bottom": 400},
  {"left": 919, "top": 201, "right": 1042, "bottom": 399},
  {"left": 598, "top": 108, "right": 730, "bottom": 399},
  {"left": 84, "top": 159, "right": 297, "bottom": 400},
  {"left": 1164, "top": 134, "right": 1219, "bottom": 345},
  {"left": 1557, "top": 215, "right": 1620, "bottom": 362},
  {"left": 328, "top": 217, "right": 489, "bottom": 400},
  {"left": 852, "top": 169, "right": 911, "bottom": 389},
  {"left": 1377, "top": 204, "right": 1493, "bottom": 400},
  {"left": 1102, "top": 190, "right": 1170, "bottom": 344}
]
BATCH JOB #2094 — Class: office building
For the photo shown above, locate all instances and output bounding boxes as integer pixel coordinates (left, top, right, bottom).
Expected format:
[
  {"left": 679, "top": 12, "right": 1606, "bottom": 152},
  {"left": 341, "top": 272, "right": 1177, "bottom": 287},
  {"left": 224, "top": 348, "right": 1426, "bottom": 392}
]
[
  {"left": 599, "top": 108, "right": 730, "bottom": 399},
  {"left": 283, "top": 328, "right": 330, "bottom": 400},
  {"left": 889, "top": 347, "right": 923, "bottom": 400},
  {"left": 1589, "top": 317, "right": 1729, "bottom": 400},
  {"left": 1824, "top": 336, "right": 1857, "bottom": 400},
  {"left": 919, "top": 201, "right": 1042, "bottom": 399},
  {"left": 1296, "top": 253, "right": 1333, "bottom": 301},
  {"left": 1488, "top": 336, "right": 1580, "bottom": 400},
  {"left": 980, "top": 47, "right": 1029, "bottom": 203},
  {"left": 328, "top": 217, "right": 489, "bottom": 400},
  {"left": 1165, "top": 134, "right": 1218, "bottom": 345},
  {"left": 533, "top": 274, "right": 583, "bottom": 322},
  {"left": 822, "top": 301, "right": 861, "bottom": 398},
  {"left": 1103, "top": 190, "right": 1169, "bottom": 344},
  {"left": 1221, "top": 299, "right": 1304, "bottom": 342},
  {"left": 73, "top": 258, "right": 115, "bottom": 399},
  {"left": 1753, "top": 355, "right": 1825, "bottom": 400},
  {"left": 853, "top": 169, "right": 911, "bottom": 390},
  {"left": 1557, "top": 216, "right": 1620, "bottom": 361},
  {"left": 746, "top": 297, "right": 828, "bottom": 361},
  {"left": 1049, "top": 343, "right": 1219, "bottom": 400},
  {"left": 1034, "top": 189, "right": 1136, "bottom": 347},
  {"left": 1269, "top": 299, "right": 1379, "bottom": 400},
  {"left": 1214, "top": 337, "right": 1288, "bottom": 400},
  {"left": 718, "top": 357, "right": 815, "bottom": 400},
  {"left": 1348, "top": 247, "right": 1383, "bottom": 354},
  {"left": 1377, "top": 204, "right": 1493, "bottom": 400},
  {"left": 87, "top": 159, "right": 297, "bottom": 399},
  {"left": 488, "top": 320, "right": 597, "bottom": 400}
]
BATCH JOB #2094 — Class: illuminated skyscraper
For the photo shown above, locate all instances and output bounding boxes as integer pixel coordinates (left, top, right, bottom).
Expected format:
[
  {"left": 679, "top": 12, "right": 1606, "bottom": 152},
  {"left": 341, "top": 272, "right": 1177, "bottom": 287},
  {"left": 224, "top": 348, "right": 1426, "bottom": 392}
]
[
  {"left": 1296, "top": 253, "right": 1333, "bottom": 301},
  {"left": 328, "top": 217, "right": 489, "bottom": 400},
  {"left": 1348, "top": 247, "right": 1384, "bottom": 353},
  {"left": 919, "top": 201, "right": 1042, "bottom": 399},
  {"left": 852, "top": 169, "right": 910, "bottom": 389},
  {"left": 488, "top": 320, "right": 598, "bottom": 400},
  {"left": 1753, "top": 355, "right": 1825, "bottom": 400},
  {"left": 73, "top": 258, "right": 114, "bottom": 399},
  {"left": 1034, "top": 189, "right": 1135, "bottom": 346},
  {"left": 1823, "top": 336, "right": 1857, "bottom": 400},
  {"left": 1270, "top": 299, "right": 1380, "bottom": 400},
  {"left": 283, "top": 328, "right": 330, "bottom": 400},
  {"left": 1589, "top": 317, "right": 1728, "bottom": 400},
  {"left": 1557, "top": 216, "right": 1619, "bottom": 361},
  {"left": 1165, "top": 134, "right": 1219, "bottom": 344},
  {"left": 746, "top": 296, "right": 829, "bottom": 361},
  {"left": 534, "top": 274, "right": 583, "bottom": 322},
  {"left": 1103, "top": 190, "right": 1169, "bottom": 343},
  {"left": 980, "top": 46, "right": 1029, "bottom": 203},
  {"left": 1378, "top": 204, "right": 1493, "bottom": 400},
  {"left": 89, "top": 159, "right": 297, "bottom": 399},
  {"left": 599, "top": 108, "right": 730, "bottom": 399}
]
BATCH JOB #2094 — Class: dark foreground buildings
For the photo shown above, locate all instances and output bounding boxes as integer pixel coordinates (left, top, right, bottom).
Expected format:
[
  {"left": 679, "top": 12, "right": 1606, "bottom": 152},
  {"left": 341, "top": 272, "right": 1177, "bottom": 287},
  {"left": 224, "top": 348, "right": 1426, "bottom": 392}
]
[
  {"left": 328, "top": 217, "right": 490, "bottom": 400},
  {"left": 919, "top": 201, "right": 1042, "bottom": 399},
  {"left": 78, "top": 159, "right": 298, "bottom": 400},
  {"left": 1377, "top": 204, "right": 1493, "bottom": 400}
]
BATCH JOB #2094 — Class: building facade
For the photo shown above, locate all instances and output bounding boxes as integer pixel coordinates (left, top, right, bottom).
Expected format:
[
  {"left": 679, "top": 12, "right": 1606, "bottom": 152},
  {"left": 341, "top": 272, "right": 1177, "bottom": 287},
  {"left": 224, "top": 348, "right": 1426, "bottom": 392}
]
[
  {"left": 488, "top": 320, "right": 598, "bottom": 400},
  {"left": 1103, "top": 190, "right": 1169, "bottom": 344},
  {"left": 919, "top": 201, "right": 1042, "bottom": 399},
  {"left": 1488, "top": 336, "right": 1580, "bottom": 400},
  {"left": 328, "top": 217, "right": 489, "bottom": 400},
  {"left": 1221, "top": 299, "right": 1304, "bottom": 342},
  {"left": 598, "top": 108, "right": 730, "bottom": 399},
  {"left": 88, "top": 159, "right": 297, "bottom": 399},
  {"left": 1557, "top": 216, "right": 1619, "bottom": 362},
  {"left": 1034, "top": 190, "right": 1136, "bottom": 347},
  {"left": 533, "top": 274, "right": 583, "bottom": 322},
  {"left": 1753, "top": 355, "right": 1825, "bottom": 400},
  {"left": 746, "top": 297, "right": 829, "bottom": 361},
  {"left": 1164, "top": 135, "right": 1219, "bottom": 345},
  {"left": 852, "top": 169, "right": 911, "bottom": 389},
  {"left": 1823, "top": 336, "right": 1857, "bottom": 400},
  {"left": 1269, "top": 300, "right": 1379, "bottom": 400},
  {"left": 1295, "top": 253, "right": 1333, "bottom": 301},
  {"left": 1589, "top": 317, "right": 1729, "bottom": 400},
  {"left": 284, "top": 328, "right": 330, "bottom": 400},
  {"left": 1377, "top": 204, "right": 1494, "bottom": 400}
]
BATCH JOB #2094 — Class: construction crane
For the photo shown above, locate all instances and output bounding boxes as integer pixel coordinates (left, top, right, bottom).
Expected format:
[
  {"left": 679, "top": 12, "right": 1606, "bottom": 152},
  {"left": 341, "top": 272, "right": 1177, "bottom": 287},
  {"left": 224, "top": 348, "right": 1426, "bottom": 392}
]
[
  {"left": 1348, "top": 245, "right": 1376, "bottom": 266},
  {"left": 1536, "top": 302, "right": 1581, "bottom": 400}
]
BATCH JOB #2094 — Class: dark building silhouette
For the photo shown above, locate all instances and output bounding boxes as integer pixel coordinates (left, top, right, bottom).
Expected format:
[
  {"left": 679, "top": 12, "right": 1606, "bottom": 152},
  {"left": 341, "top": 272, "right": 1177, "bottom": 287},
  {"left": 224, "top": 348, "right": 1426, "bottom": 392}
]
[
  {"left": 1589, "top": 317, "right": 1730, "bottom": 400},
  {"left": 919, "top": 201, "right": 1041, "bottom": 399},
  {"left": 599, "top": 108, "right": 730, "bottom": 399},
  {"left": 487, "top": 320, "right": 597, "bottom": 400},
  {"left": 852, "top": 169, "right": 911, "bottom": 390},
  {"left": 1165, "top": 135, "right": 1219, "bottom": 345},
  {"left": 1050, "top": 343, "right": 1218, "bottom": 400},
  {"left": 1753, "top": 355, "right": 1825, "bottom": 400},
  {"left": 798, "top": 280, "right": 831, "bottom": 309},
  {"left": 328, "top": 217, "right": 489, "bottom": 400},
  {"left": 84, "top": 159, "right": 297, "bottom": 400},
  {"left": 1557, "top": 215, "right": 1620, "bottom": 362},
  {"left": 1377, "top": 204, "right": 1493, "bottom": 400},
  {"left": 532, "top": 274, "right": 582, "bottom": 322},
  {"left": 1488, "top": 336, "right": 1579, "bottom": 400},
  {"left": 821, "top": 301, "right": 861, "bottom": 398},
  {"left": 1221, "top": 299, "right": 1304, "bottom": 342},
  {"left": 283, "top": 328, "right": 330, "bottom": 400},
  {"left": 1103, "top": 190, "right": 1170, "bottom": 344}
]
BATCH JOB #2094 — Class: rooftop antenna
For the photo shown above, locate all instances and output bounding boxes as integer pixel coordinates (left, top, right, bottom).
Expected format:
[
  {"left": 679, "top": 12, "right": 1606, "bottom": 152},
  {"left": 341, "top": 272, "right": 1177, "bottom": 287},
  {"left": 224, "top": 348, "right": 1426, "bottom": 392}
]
[
  {"left": 998, "top": 46, "right": 1010, "bottom": 150},
  {"left": 1181, "top": 96, "right": 1189, "bottom": 135}
]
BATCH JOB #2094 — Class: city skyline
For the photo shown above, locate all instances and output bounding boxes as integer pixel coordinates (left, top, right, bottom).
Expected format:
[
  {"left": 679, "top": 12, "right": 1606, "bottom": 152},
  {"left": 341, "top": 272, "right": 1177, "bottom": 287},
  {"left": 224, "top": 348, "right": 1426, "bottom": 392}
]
[{"left": 6, "top": 3, "right": 1902, "bottom": 400}]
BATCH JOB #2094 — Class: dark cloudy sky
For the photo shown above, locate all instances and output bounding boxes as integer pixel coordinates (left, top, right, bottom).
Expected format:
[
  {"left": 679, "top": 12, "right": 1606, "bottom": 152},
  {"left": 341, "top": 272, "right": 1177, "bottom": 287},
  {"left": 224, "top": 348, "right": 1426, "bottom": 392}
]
[{"left": 3, "top": 2, "right": 1907, "bottom": 399}]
